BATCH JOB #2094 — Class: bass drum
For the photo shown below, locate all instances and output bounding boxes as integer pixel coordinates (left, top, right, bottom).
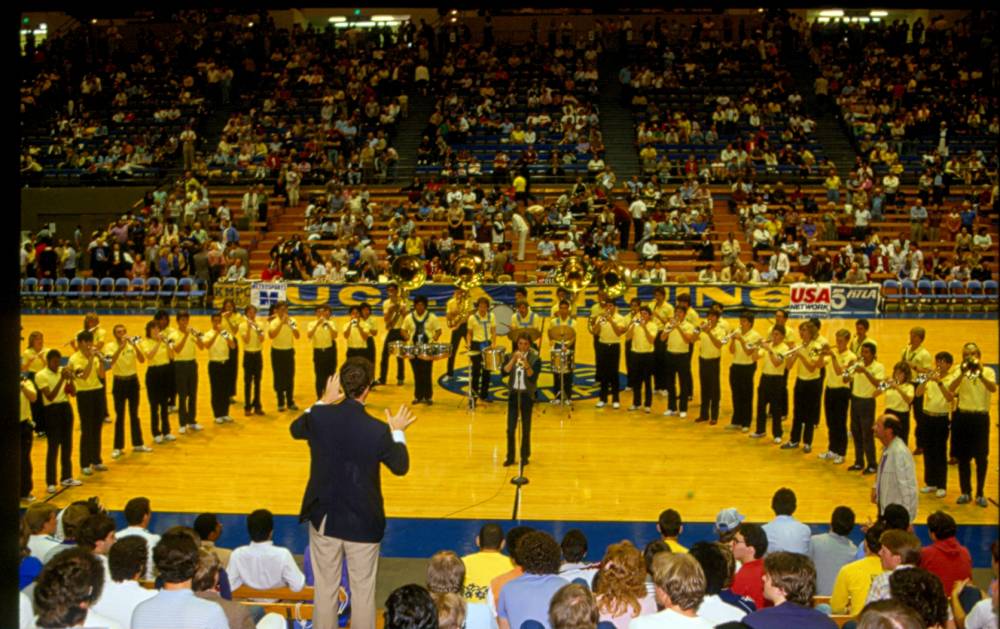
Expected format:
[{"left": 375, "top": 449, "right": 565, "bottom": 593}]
[
  {"left": 482, "top": 346, "right": 506, "bottom": 372},
  {"left": 551, "top": 349, "right": 575, "bottom": 374},
  {"left": 491, "top": 304, "right": 515, "bottom": 337}
]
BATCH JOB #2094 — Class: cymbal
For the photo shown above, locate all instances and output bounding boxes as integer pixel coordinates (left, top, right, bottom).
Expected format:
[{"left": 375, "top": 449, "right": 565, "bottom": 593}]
[
  {"left": 549, "top": 325, "right": 576, "bottom": 340},
  {"left": 509, "top": 326, "right": 542, "bottom": 342}
]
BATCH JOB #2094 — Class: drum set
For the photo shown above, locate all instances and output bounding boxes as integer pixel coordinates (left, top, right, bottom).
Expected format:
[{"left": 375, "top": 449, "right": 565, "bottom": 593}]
[{"left": 388, "top": 341, "right": 451, "bottom": 361}]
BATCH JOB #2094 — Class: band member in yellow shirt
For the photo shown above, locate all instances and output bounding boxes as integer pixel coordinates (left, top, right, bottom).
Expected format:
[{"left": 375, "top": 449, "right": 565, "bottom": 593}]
[
  {"left": 380, "top": 283, "right": 409, "bottom": 386},
  {"left": 141, "top": 320, "right": 173, "bottom": 443},
  {"left": 590, "top": 298, "right": 627, "bottom": 409},
  {"left": 784, "top": 320, "right": 825, "bottom": 452},
  {"left": 695, "top": 305, "right": 727, "bottom": 424},
  {"left": 648, "top": 287, "right": 674, "bottom": 396},
  {"left": 916, "top": 351, "right": 956, "bottom": 497},
  {"left": 511, "top": 300, "right": 541, "bottom": 352},
  {"left": 106, "top": 324, "right": 150, "bottom": 458},
  {"left": 70, "top": 313, "right": 109, "bottom": 424},
  {"left": 626, "top": 306, "right": 657, "bottom": 412},
  {"left": 401, "top": 296, "right": 442, "bottom": 405},
  {"left": 343, "top": 305, "right": 372, "bottom": 361},
  {"left": 20, "top": 371, "right": 38, "bottom": 501},
  {"left": 847, "top": 342, "right": 886, "bottom": 475},
  {"left": 221, "top": 298, "right": 244, "bottom": 403},
  {"left": 205, "top": 313, "right": 237, "bottom": 424},
  {"left": 820, "top": 330, "right": 857, "bottom": 465},
  {"left": 239, "top": 305, "right": 266, "bottom": 415},
  {"left": 268, "top": 301, "right": 300, "bottom": 411},
  {"left": 548, "top": 299, "right": 576, "bottom": 405},
  {"left": 308, "top": 305, "right": 338, "bottom": 399},
  {"left": 168, "top": 310, "right": 206, "bottom": 432},
  {"left": 750, "top": 325, "right": 789, "bottom": 442},
  {"left": 445, "top": 288, "right": 471, "bottom": 381},
  {"left": 68, "top": 330, "right": 106, "bottom": 476},
  {"left": 728, "top": 311, "right": 763, "bottom": 432},
  {"left": 22, "top": 330, "right": 49, "bottom": 435},
  {"left": 360, "top": 303, "right": 378, "bottom": 370},
  {"left": 876, "top": 363, "right": 914, "bottom": 446},
  {"left": 661, "top": 304, "right": 698, "bottom": 418},
  {"left": 770, "top": 309, "right": 797, "bottom": 422},
  {"left": 466, "top": 297, "right": 497, "bottom": 404},
  {"left": 902, "top": 327, "right": 933, "bottom": 455},
  {"left": 947, "top": 343, "right": 997, "bottom": 506},
  {"left": 35, "top": 349, "right": 80, "bottom": 493}
]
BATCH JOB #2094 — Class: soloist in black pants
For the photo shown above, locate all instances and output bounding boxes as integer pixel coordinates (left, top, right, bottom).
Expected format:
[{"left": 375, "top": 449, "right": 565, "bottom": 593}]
[
  {"left": 756, "top": 374, "right": 784, "bottom": 437},
  {"left": 20, "top": 420, "right": 33, "bottom": 498},
  {"left": 174, "top": 360, "right": 198, "bottom": 426},
  {"left": 380, "top": 329, "right": 405, "bottom": 383},
  {"left": 208, "top": 361, "right": 230, "bottom": 419},
  {"left": 77, "top": 389, "right": 104, "bottom": 468},
  {"left": 596, "top": 342, "right": 621, "bottom": 403},
  {"left": 698, "top": 357, "right": 721, "bottom": 421},
  {"left": 410, "top": 358, "right": 434, "bottom": 401},
  {"left": 730, "top": 364, "right": 756, "bottom": 427},
  {"left": 313, "top": 346, "right": 338, "bottom": 399},
  {"left": 665, "top": 352, "right": 691, "bottom": 412},
  {"left": 243, "top": 351, "right": 262, "bottom": 411},
  {"left": 824, "top": 387, "right": 850, "bottom": 456},
  {"left": 447, "top": 324, "right": 467, "bottom": 377},
  {"left": 953, "top": 410, "right": 989, "bottom": 497},
  {"left": 270, "top": 348, "right": 295, "bottom": 407},
  {"left": 849, "top": 396, "right": 877, "bottom": 469},
  {"left": 790, "top": 378, "right": 823, "bottom": 445},
  {"left": 44, "top": 402, "right": 74, "bottom": 486},
  {"left": 112, "top": 376, "right": 143, "bottom": 449},
  {"left": 632, "top": 352, "right": 654, "bottom": 408},
  {"left": 146, "top": 365, "right": 171, "bottom": 437},
  {"left": 506, "top": 390, "right": 533, "bottom": 461},
  {"left": 922, "top": 413, "right": 950, "bottom": 489}
]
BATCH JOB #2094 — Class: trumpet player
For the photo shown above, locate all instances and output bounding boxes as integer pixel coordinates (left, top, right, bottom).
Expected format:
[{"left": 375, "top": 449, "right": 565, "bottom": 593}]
[
  {"left": 445, "top": 288, "right": 470, "bottom": 381},
  {"left": 153, "top": 310, "right": 177, "bottom": 414},
  {"left": 401, "top": 296, "right": 442, "bottom": 405},
  {"left": 22, "top": 330, "right": 49, "bottom": 436},
  {"left": 783, "top": 321, "right": 825, "bottom": 452},
  {"left": 694, "top": 305, "right": 727, "bottom": 425},
  {"left": 503, "top": 333, "right": 541, "bottom": 466},
  {"left": 820, "top": 330, "right": 856, "bottom": 465},
  {"left": 343, "top": 305, "right": 373, "bottom": 360},
  {"left": 142, "top": 320, "right": 173, "bottom": 443},
  {"left": 360, "top": 303, "right": 378, "bottom": 369},
  {"left": 660, "top": 304, "right": 698, "bottom": 418},
  {"left": 268, "top": 301, "right": 300, "bottom": 412},
  {"left": 205, "top": 312, "right": 237, "bottom": 425},
  {"left": 947, "top": 343, "right": 996, "bottom": 507},
  {"left": 308, "top": 305, "right": 338, "bottom": 399},
  {"left": 221, "top": 298, "right": 244, "bottom": 404},
  {"left": 624, "top": 297, "right": 642, "bottom": 392},
  {"left": 70, "top": 313, "right": 110, "bottom": 425},
  {"left": 106, "top": 324, "right": 149, "bottom": 458},
  {"left": 847, "top": 342, "right": 885, "bottom": 475},
  {"left": 467, "top": 297, "right": 497, "bottom": 404},
  {"left": 875, "top": 362, "right": 914, "bottom": 445},
  {"left": 590, "top": 298, "right": 628, "bottom": 409},
  {"left": 168, "top": 310, "right": 206, "bottom": 432},
  {"left": 68, "top": 330, "right": 107, "bottom": 476},
  {"left": 19, "top": 367, "right": 37, "bottom": 502},
  {"left": 35, "top": 349, "right": 81, "bottom": 493},
  {"left": 379, "top": 283, "right": 409, "bottom": 386},
  {"left": 626, "top": 306, "right": 658, "bottom": 413},
  {"left": 647, "top": 286, "right": 674, "bottom": 396},
  {"left": 727, "top": 311, "right": 763, "bottom": 432},
  {"left": 769, "top": 309, "right": 797, "bottom": 423},
  {"left": 902, "top": 327, "right": 933, "bottom": 456},
  {"left": 915, "top": 352, "right": 956, "bottom": 499},
  {"left": 239, "top": 305, "right": 265, "bottom": 415},
  {"left": 750, "top": 325, "right": 790, "bottom": 443}
]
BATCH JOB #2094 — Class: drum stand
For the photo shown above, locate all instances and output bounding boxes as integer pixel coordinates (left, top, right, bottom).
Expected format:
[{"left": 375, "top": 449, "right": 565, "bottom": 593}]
[{"left": 462, "top": 351, "right": 478, "bottom": 413}]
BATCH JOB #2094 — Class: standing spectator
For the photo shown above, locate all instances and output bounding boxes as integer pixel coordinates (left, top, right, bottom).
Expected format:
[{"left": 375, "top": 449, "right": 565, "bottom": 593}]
[
  {"left": 808, "top": 507, "right": 857, "bottom": 597},
  {"left": 909, "top": 201, "right": 928, "bottom": 244},
  {"left": 180, "top": 125, "right": 197, "bottom": 171},
  {"left": 920, "top": 511, "right": 972, "bottom": 596},
  {"left": 742, "top": 553, "right": 836, "bottom": 629},
  {"left": 873, "top": 414, "right": 918, "bottom": 523}
]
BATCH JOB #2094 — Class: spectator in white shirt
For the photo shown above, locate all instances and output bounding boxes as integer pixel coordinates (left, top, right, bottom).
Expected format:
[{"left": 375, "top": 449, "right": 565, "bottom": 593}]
[
  {"left": 34, "top": 548, "right": 124, "bottom": 629},
  {"left": 25, "top": 503, "right": 62, "bottom": 562},
  {"left": 226, "top": 257, "right": 247, "bottom": 282},
  {"left": 117, "top": 497, "right": 161, "bottom": 580},
  {"left": 628, "top": 553, "right": 714, "bottom": 629},
  {"left": 558, "top": 530, "right": 599, "bottom": 588},
  {"left": 78, "top": 513, "right": 117, "bottom": 582},
  {"left": 697, "top": 266, "right": 718, "bottom": 283},
  {"left": 762, "top": 488, "right": 812, "bottom": 556},
  {"left": 689, "top": 542, "right": 747, "bottom": 625},
  {"left": 538, "top": 237, "right": 556, "bottom": 260},
  {"left": 92, "top": 536, "right": 157, "bottom": 628},
  {"left": 558, "top": 235, "right": 577, "bottom": 258},
  {"left": 640, "top": 240, "right": 659, "bottom": 262},
  {"left": 227, "top": 509, "right": 305, "bottom": 592}
]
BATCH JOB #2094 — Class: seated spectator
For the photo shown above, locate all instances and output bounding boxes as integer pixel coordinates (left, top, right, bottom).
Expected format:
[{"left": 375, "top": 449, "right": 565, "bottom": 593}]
[
  {"left": 497, "top": 531, "right": 569, "bottom": 629},
  {"left": 116, "top": 497, "right": 160, "bottom": 580},
  {"left": 550, "top": 583, "right": 599, "bottom": 629},
  {"left": 194, "top": 548, "right": 284, "bottom": 629},
  {"left": 888, "top": 568, "right": 950, "bottom": 629},
  {"left": 44, "top": 503, "right": 92, "bottom": 564},
  {"left": 865, "top": 529, "right": 922, "bottom": 605},
  {"left": 131, "top": 531, "right": 228, "bottom": 629},
  {"left": 26, "top": 503, "right": 61, "bottom": 562},
  {"left": 657, "top": 509, "right": 687, "bottom": 554},
  {"left": 426, "top": 550, "right": 489, "bottom": 629},
  {"left": 384, "top": 584, "right": 438, "bottom": 629},
  {"left": 594, "top": 541, "right": 656, "bottom": 629},
  {"left": 434, "top": 592, "right": 467, "bottom": 629},
  {"left": 628, "top": 553, "right": 713, "bottom": 629},
  {"left": 34, "top": 548, "right": 119, "bottom": 629},
  {"left": 762, "top": 488, "right": 810, "bottom": 555},
  {"left": 489, "top": 526, "right": 534, "bottom": 612},
  {"left": 920, "top": 511, "right": 972, "bottom": 596},
  {"left": 688, "top": 542, "right": 747, "bottom": 626},
  {"left": 832, "top": 522, "right": 886, "bottom": 620},
  {"left": 194, "top": 513, "right": 232, "bottom": 570},
  {"left": 227, "top": 509, "right": 305, "bottom": 592},
  {"left": 77, "top": 513, "right": 117, "bottom": 579},
  {"left": 559, "top": 530, "right": 598, "bottom": 586},
  {"left": 92, "top": 536, "right": 156, "bottom": 628},
  {"left": 808, "top": 506, "right": 857, "bottom": 597},
  {"left": 730, "top": 523, "right": 768, "bottom": 609},
  {"left": 19, "top": 517, "right": 43, "bottom": 590},
  {"left": 742, "top": 552, "right": 836, "bottom": 629}
]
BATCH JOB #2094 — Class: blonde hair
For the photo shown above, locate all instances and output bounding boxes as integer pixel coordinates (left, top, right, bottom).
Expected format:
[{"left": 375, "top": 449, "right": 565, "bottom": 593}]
[
  {"left": 426, "top": 551, "right": 465, "bottom": 594},
  {"left": 651, "top": 553, "right": 706, "bottom": 612},
  {"left": 432, "top": 592, "right": 466, "bottom": 629}
]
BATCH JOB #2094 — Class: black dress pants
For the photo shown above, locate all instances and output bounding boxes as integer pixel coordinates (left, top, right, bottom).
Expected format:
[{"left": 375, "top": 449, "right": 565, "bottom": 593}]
[
  {"left": 243, "top": 351, "right": 262, "bottom": 411},
  {"left": 20, "top": 420, "right": 33, "bottom": 498},
  {"left": 270, "top": 348, "right": 295, "bottom": 407},
  {"left": 112, "top": 376, "right": 143, "bottom": 449},
  {"left": 698, "top": 357, "right": 721, "bottom": 421},
  {"left": 44, "top": 402, "right": 74, "bottom": 486},
  {"left": 953, "top": 410, "right": 989, "bottom": 497},
  {"left": 653, "top": 337, "right": 667, "bottom": 391},
  {"left": 226, "top": 341, "right": 239, "bottom": 398},
  {"left": 380, "top": 329, "right": 405, "bottom": 383},
  {"left": 790, "top": 378, "right": 823, "bottom": 445},
  {"left": 632, "top": 352, "right": 654, "bottom": 408},
  {"left": 506, "top": 389, "right": 533, "bottom": 461},
  {"left": 922, "top": 412, "right": 950, "bottom": 489},
  {"left": 208, "top": 361, "right": 230, "bottom": 419},
  {"left": 410, "top": 358, "right": 434, "bottom": 401},
  {"left": 146, "top": 365, "right": 171, "bottom": 437},
  {"left": 756, "top": 374, "right": 784, "bottom": 437},
  {"left": 730, "top": 364, "right": 756, "bottom": 427},
  {"left": 314, "top": 347, "right": 337, "bottom": 399},
  {"left": 665, "top": 352, "right": 691, "bottom": 412},
  {"left": 596, "top": 342, "right": 621, "bottom": 403},
  {"left": 824, "top": 387, "right": 850, "bottom": 456},
  {"left": 447, "top": 324, "right": 467, "bottom": 377},
  {"left": 912, "top": 394, "right": 925, "bottom": 450},
  {"left": 849, "top": 396, "right": 878, "bottom": 469},
  {"left": 77, "top": 389, "right": 104, "bottom": 468},
  {"left": 175, "top": 360, "right": 198, "bottom": 426}
]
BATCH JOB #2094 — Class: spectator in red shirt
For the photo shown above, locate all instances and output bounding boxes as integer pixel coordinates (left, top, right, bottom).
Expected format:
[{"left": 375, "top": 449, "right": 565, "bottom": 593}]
[
  {"left": 731, "top": 523, "right": 769, "bottom": 609},
  {"left": 919, "top": 511, "right": 972, "bottom": 595}
]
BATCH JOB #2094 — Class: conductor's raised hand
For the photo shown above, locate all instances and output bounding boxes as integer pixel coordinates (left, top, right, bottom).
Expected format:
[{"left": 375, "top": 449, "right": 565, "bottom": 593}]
[
  {"left": 386, "top": 404, "right": 418, "bottom": 432},
  {"left": 320, "top": 373, "right": 344, "bottom": 404}
]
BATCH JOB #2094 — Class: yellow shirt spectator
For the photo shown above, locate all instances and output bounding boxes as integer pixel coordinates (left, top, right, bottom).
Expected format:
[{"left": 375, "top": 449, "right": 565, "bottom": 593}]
[{"left": 830, "top": 555, "right": 883, "bottom": 616}]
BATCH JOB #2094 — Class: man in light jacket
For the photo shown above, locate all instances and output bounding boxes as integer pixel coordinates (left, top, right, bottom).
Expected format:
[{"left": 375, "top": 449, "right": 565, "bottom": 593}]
[{"left": 873, "top": 413, "right": 918, "bottom": 523}]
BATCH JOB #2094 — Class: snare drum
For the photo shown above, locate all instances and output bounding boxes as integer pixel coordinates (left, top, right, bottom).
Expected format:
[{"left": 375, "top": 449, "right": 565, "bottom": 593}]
[
  {"left": 425, "top": 343, "right": 451, "bottom": 359},
  {"left": 388, "top": 341, "right": 406, "bottom": 356},
  {"left": 551, "top": 349, "right": 575, "bottom": 374},
  {"left": 398, "top": 345, "right": 419, "bottom": 359},
  {"left": 482, "top": 346, "right": 506, "bottom": 371}
]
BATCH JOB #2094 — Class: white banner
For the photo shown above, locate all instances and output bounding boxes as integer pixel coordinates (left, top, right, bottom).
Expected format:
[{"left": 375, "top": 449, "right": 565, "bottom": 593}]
[
  {"left": 250, "top": 282, "right": 287, "bottom": 309},
  {"left": 789, "top": 283, "right": 832, "bottom": 316}
]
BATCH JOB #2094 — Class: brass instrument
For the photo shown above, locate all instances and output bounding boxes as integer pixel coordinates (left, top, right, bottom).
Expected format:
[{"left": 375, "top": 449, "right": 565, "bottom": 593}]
[
  {"left": 596, "top": 260, "right": 631, "bottom": 300},
  {"left": 452, "top": 253, "right": 484, "bottom": 292},
  {"left": 877, "top": 378, "right": 897, "bottom": 392},
  {"left": 288, "top": 318, "right": 298, "bottom": 331},
  {"left": 722, "top": 329, "right": 740, "bottom": 343},
  {"left": 962, "top": 357, "right": 982, "bottom": 381},
  {"left": 554, "top": 255, "right": 593, "bottom": 295},
  {"left": 843, "top": 360, "right": 866, "bottom": 378},
  {"left": 391, "top": 254, "right": 428, "bottom": 292},
  {"left": 913, "top": 369, "right": 939, "bottom": 385},
  {"left": 774, "top": 344, "right": 804, "bottom": 360}
]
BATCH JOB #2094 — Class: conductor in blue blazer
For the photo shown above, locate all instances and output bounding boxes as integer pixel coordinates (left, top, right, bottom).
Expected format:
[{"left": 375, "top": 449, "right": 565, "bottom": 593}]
[
  {"left": 503, "top": 332, "right": 542, "bottom": 467},
  {"left": 290, "top": 357, "right": 417, "bottom": 629}
]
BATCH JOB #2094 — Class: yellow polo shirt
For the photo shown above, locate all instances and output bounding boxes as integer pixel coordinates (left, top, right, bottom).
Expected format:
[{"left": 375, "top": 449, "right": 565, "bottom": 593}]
[
  {"left": 21, "top": 379, "right": 36, "bottom": 420},
  {"left": 402, "top": 312, "right": 441, "bottom": 343},
  {"left": 770, "top": 323, "right": 798, "bottom": 348},
  {"left": 168, "top": 329, "right": 199, "bottom": 361},
  {"left": 595, "top": 313, "right": 626, "bottom": 345},
  {"left": 549, "top": 315, "right": 576, "bottom": 348},
  {"left": 107, "top": 339, "right": 139, "bottom": 377},
  {"left": 732, "top": 329, "right": 762, "bottom": 365},
  {"left": 852, "top": 361, "right": 885, "bottom": 398},
  {"left": 447, "top": 297, "right": 468, "bottom": 327},
  {"left": 68, "top": 351, "right": 102, "bottom": 391},
  {"left": 628, "top": 321, "right": 658, "bottom": 353},
  {"left": 34, "top": 367, "right": 68, "bottom": 405},
  {"left": 206, "top": 331, "right": 230, "bottom": 362},
  {"left": 308, "top": 319, "right": 336, "bottom": 350},
  {"left": 383, "top": 298, "right": 411, "bottom": 330},
  {"left": 794, "top": 340, "right": 823, "bottom": 381},
  {"left": 142, "top": 338, "right": 171, "bottom": 367},
  {"left": 468, "top": 312, "right": 496, "bottom": 344},
  {"left": 956, "top": 366, "right": 996, "bottom": 413},
  {"left": 699, "top": 322, "right": 728, "bottom": 359},
  {"left": 760, "top": 342, "right": 789, "bottom": 376},
  {"left": 647, "top": 299, "right": 674, "bottom": 324},
  {"left": 826, "top": 349, "right": 857, "bottom": 389},
  {"left": 902, "top": 345, "right": 933, "bottom": 383},
  {"left": 512, "top": 311, "right": 540, "bottom": 334},
  {"left": 22, "top": 347, "right": 49, "bottom": 373},
  {"left": 342, "top": 320, "right": 368, "bottom": 349},
  {"left": 269, "top": 318, "right": 296, "bottom": 350},
  {"left": 666, "top": 321, "right": 696, "bottom": 354},
  {"left": 850, "top": 335, "right": 878, "bottom": 357},
  {"left": 222, "top": 312, "right": 244, "bottom": 338},
  {"left": 239, "top": 320, "right": 264, "bottom": 353},
  {"left": 923, "top": 368, "right": 958, "bottom": 414},
  {"left": 884, "top": 383, "right": 914, "bottom": 413},
  {"left": 830, "top": 555, "right": 883, "bottom": 616}
]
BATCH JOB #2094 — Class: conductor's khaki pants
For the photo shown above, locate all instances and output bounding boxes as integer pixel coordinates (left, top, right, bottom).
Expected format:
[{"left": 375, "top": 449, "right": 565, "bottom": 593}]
[{"left": 309, "top": 517, "right": 380, "bottom": 629}]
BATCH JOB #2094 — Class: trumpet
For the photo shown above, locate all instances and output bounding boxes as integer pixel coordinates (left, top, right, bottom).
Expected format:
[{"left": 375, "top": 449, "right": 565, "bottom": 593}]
[
  {"left": 186, "top": 328, "right": 204, "bottom": 339},
  {"left": 843, "top": 360, "right": 866, "bottom": 377},
  {"left": 774, "top": 344, "right": 804, "bottom": 360},
  {"left": 129, "top": 335, "right": 142, "bottom": 345},
  {"left": 722, "top": 329, "right": 740, "bottom": 343},
  {"left": 962, "top": 357, "right": 982, "bottom": 381},
  {"left": 220, "top": 330, "right": 232, "bottom": 340},
  {"left": 913, "top": 369, "right": 940, "bottom": 385},
  {"left": 248, "top": 319, "right": 262, "bottom": 334},
  {"left": 877, "top": 378, "right": 897, "bottom": 391},
  {"left": 288, "top": 319, "right": 298, "bottom": 330}
]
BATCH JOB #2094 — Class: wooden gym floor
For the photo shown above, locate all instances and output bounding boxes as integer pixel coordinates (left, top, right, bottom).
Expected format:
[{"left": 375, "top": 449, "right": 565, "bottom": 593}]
[{"left": 21, "top": 313, "right": 998, "bottom": 526}]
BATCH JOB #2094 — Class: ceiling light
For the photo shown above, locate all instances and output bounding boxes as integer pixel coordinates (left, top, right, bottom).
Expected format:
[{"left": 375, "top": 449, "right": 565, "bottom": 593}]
[
  {"left": 328, "top": 16, "right": 346, "bottom": 23},
  {"left": 870, "top": 10, "right": 888, "bottom": 17},
  {"left": 818, "top": 9, "right": 844, "bottom": 17},
  {"left": 371, "top": 15, "right": 396, "bottom": 22}
]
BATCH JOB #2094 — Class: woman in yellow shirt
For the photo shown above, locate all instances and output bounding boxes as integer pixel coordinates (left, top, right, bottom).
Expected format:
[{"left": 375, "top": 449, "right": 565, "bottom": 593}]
[
  {"left": 876, "top": 362, "right": 914, "bottom": 446},
  {"left": 142, "top": 320, "right": 174, "bottom": 443},
  {"left": 106, "top": 324, "right": 150, "bottom": 458}
]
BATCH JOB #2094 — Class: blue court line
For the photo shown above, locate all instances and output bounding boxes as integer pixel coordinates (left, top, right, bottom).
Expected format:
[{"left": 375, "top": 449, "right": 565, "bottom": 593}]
[{"left": 100, "top": 511, "right": 996, "bottom": 567}]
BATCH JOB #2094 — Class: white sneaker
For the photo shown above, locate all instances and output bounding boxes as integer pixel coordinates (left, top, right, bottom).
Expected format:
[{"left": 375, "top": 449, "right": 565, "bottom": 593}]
[
  {"left": 168, "top": 405, "right": 178, "bottom": 413},
  {"left": 773, "top": 437, "right": 783, "bottom": 444},
  {"left": 224, "top": 416, "right": 234, "bottom": 423},
  {"left": 111, "top": 449, "right": 122, "bottom": 459},
  {"left": 563, "top": 399, "right": 571, "bottom": 406},
  {"left": 154, "top": 435, "right": 164, "bottom": 444},
  {"left": 741, "top": 427, "right": 750, "bottom": 433},
  {"left": 134, "top": 445, "right": 153, "bottom": 453},
  {"left": 612, "top": 402, "right": 620, "bottom": 409},
  {"left": 679, "top": 412, "right": 687, "bottom": 419},
  {"left": 163, "top": 434, "right": 177, "bottom": 442},
  {"left": 663, "top": 409, "right": 676, "bottom": 417},
  {"left": 817, "top": 451, "right": 832, "bottom": 460},
  {"left": 595, "top": 401, "right": 606, "bottom": 408},
  {"left": 178, "top": 426, "right": 187, "bottom": 434},
  {"left": 47, "top": 485, "right": 58, "bottom": 494},
  {"left": 215, "top": 417, "right": 225, "bottom": 424},
  {"left": 190, "top": 423, "right": 203, "bottom": 431},
  {"left": 82, "top": 466, "right": 93, "bottom": 476},
  {"left": 627, "top": 405, "right": 639, "bottom": 411},
  {"left": 549, "top": 398, "right": 561, "bottom": 405},
  {"left": 833, "top": 455, "right": 845, "bottom": 464},
  {"left": 935, "top": 489, "right": 947, "bottom": 498},
  {"left": 920, "top": 486, "right": 938, "bottom": 494},
  {"left": 644, "top": 407, "right": 651, "bottom": 413},
  {"left": 623, "top": 386, "right": 632, "bottom": 392},
  {"left": 61, "top": 478, "right": 82, "bottom": 487}
]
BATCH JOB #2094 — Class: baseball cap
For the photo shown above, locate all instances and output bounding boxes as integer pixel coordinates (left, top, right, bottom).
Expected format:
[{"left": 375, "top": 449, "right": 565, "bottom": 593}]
[{"left": 715, "top": 508, "right": 746, "bottom": 534}]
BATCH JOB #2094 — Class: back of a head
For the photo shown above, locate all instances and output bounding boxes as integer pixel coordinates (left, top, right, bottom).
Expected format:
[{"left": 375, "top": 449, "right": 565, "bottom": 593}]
[
  {"left": 60, "top": 503, "right": 93, "bottom": 541},
  {"left": 658, "top": 509, "right": 683, "bottom": 538},
  {"left": 432, "top": 591, "right": 466, "bottom": 629},
  {"left": 561, "top": 529, "right": 589, "bottom": 563},
  {"left": 643, "top": 539, "right": 671, "bottom": 576},
  {"left": 154, "top": 531, "right": 200, "bottom": 584},
  {"left": 477, "top": 523, "right": 504, "bottom": 550},
  {"left": 926, "top": 511, "right": 957, "bottom": 540},
  {"left": 889, "top": 567, "right": 948, "bottom": 628},
  {"left": 517, "top": 531, "right": 562, "bottom": 576},
  {"left": 549, "top": 583, "right": 599, "bottom": 629},
  {"left": 247, "top": 509, "right": 274, "bottom": 543},
  {"left": 880, "top": 530, "right": 923, "bottom": 566},
  {"left": 341, "top": 357, "right": 375, "bottom": 399},
  {"left": 865, "top": 522, "right": 886, "bottom": 554},
  {"left": 384, "top": 584, "right": 439, "bottom": 629},
  {"left": 740, "top": 523, "right": 769, "bottom": 560},
  {"left": 881, "top": 504, "right": 910, "bottom": 532},
  {"left": 688, "top": 541, "right": 729, "bottom": 596},
  {"left": 857, "top": 599, "right": 925, "bottom": 629},
  {"left": 192, "top": 548, "right": 223, "bottom": 593},
  {"left": 771, "top": 488, "right": 797, "bottom": 516},
  {"left": 762, "top": 552, "right": 817, "bottom": 606},
  {"left": 109, "top": 536, "right": 148, "bottom": 583},
  {"left": 193, "top": 513, "right": 219, "bottom": 541},
  {"left": 426, "top": 551, "right": 465, "bottom": 595},
  {"left": 35, "top": 548, "right": 105, "bottom": 629},
  {"left": 77, "top": 513, "right": 116, "bottom": 551},
  {"left": 124, "top": 497, "right": 151, "bottom": 526},
  {"left": 505, "top": 526, "right": 535, "bottom": 566},
  {"left": 594, "top": 541, "right": 646, "bottom": 607},
  {"left": 831, "top": 506, "right": 856, "bottom": 537},
  {"left": 651, "top": 553, "right": 706, "bottom": 613},
  {"left": 25, "top": 503, "right": 59, "bottom": 534}
]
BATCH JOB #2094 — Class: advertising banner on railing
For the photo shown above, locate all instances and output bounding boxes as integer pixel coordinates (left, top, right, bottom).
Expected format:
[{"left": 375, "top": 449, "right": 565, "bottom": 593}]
[
  {"left": 214, "top": 282, "right": 880, "bottom": 316},
  {"left": 789, "top": 283, "right": 833, "bottom": 316}
]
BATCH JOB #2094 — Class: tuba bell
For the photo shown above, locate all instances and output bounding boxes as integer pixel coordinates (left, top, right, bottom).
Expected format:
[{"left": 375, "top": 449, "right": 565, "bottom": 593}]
[
  {"left": 554, "top": 255, "right": 593, "bottom": 294},
  {"left": 452, "top": 253, "right": 484, "bottom": 292},
  {"left": 596, "top": 261, "right": 631, "bottom": 299},
  {"left": 390, "top": 255, "right": 427, "bottom": 292}
]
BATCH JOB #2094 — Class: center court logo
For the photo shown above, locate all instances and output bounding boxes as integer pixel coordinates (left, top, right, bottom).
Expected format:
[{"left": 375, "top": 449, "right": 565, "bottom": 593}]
[{"left": 437, "top": 362, "right": 628, "bottom": 402}]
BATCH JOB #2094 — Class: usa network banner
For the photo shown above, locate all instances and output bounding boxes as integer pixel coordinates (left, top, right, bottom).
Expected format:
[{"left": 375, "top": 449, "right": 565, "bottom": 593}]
[{"left": 790, "top": 283, "right": 880, "bottom": 316}]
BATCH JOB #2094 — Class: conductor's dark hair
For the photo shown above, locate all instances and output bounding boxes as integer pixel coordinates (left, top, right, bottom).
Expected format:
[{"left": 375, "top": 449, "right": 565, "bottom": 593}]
[
  {"left": 77, "top": 513, "right": 116, "bottom": 550},
  {"left": 340, "top": 357, "right": 374, "bottom": 399},
  {"left": 384, "top": 584, "right": 439, "bottom": 629}
]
